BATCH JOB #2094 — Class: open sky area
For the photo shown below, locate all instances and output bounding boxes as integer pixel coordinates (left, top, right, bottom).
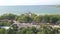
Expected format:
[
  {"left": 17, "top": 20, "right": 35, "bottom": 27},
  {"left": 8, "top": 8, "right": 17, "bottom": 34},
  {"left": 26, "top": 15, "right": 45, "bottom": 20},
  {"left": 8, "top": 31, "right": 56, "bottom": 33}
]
[{"left": 0, "top": 0, "right": 60, "bottom": 5}]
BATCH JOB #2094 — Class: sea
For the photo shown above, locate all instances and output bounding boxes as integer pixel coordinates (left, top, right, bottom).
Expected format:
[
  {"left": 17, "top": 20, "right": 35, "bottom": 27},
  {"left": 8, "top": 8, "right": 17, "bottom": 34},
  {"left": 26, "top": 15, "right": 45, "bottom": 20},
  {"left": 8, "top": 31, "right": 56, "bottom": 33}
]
[{"left": 0, "top": 5, "right": 60, "bottom": 15}]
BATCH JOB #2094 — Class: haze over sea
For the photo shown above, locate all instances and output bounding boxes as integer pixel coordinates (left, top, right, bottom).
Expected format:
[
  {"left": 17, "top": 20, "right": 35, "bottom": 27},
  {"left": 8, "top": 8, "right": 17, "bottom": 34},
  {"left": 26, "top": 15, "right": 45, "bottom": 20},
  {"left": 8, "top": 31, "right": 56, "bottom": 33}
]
[{"left": 0, "top": 5, "right": 60, "bottom": 15}]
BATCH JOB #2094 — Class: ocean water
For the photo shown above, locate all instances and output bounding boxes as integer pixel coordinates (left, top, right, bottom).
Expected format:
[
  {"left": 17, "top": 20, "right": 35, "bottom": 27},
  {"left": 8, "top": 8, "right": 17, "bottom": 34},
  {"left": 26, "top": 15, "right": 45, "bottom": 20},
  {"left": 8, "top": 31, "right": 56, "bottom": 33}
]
[{"left": 0, "top": 5, "right": 60, "bottom": 15}]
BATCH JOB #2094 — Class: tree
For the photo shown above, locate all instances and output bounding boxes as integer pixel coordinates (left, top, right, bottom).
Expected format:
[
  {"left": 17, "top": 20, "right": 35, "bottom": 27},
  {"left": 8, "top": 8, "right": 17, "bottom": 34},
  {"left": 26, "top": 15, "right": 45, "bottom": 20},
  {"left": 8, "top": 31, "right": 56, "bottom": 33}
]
[
  {"left": 0, "top": 28, "right": 6, "bottom": 34},
  {"left": 43, "top": 15, "right": 50, "bottom": 23},
  {"left": 50, "top": 16, "right": 59, "bottom": 23},
  {"left": 31, "top": 13, "right": 37, "bottom": 19},
  {"left": 12, "top": 24, "right": 18, "bottom": 31},
  {"left": 26, "top": 31, "right": 34, "bottom": 34},
  {"left": 0, "top": 13, "right": 16, "bottom": 20},
  {"left": 0, "top": 22, "right": 11, "bottom": 26},
  {"left": 57, "top": 20, "right": 60, "bottom": 24},
  {"left": 19, "top": 28, "right": 27, "bottom": 34},
  {"left": 17, "top": 14, "right": 33, "bottom": 23},
  {"left": 8, "top": 28, "right": 14, "bottom": 34},
  {"left": 37, "top": 32, "right": 44, "bottom": 34},
  {"left": 34, "top": 16, "right": 42, "bottom": 23}
]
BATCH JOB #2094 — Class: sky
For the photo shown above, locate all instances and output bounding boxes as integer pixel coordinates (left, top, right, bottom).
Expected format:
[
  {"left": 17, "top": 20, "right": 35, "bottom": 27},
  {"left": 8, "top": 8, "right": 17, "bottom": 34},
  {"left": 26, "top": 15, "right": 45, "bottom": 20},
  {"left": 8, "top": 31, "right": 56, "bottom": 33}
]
[{"left": 0, "top": 0, "right": 60, "bottom": 6}]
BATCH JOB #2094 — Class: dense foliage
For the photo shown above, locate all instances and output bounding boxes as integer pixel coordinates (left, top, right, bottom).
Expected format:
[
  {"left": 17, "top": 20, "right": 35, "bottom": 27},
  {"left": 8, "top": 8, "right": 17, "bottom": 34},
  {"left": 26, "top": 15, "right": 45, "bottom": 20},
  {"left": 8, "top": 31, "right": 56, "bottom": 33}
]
[
  {"left": 0, "top": 13, "right": 60, "bottom": 34},
  {"left": 0, "top": 22, "right": 11, "bottom": 26},
  {"left": 0, "top": 25, "right": 60, "bottom": 34},
  {"left": 15, "top": 14, "right": 60, "bottom": 24},
  {"left": 0, "top": 13, "right": 60, "bottom": 24},
  {"left": 0, "top": 14, "right": 17, "bottom": 20}
]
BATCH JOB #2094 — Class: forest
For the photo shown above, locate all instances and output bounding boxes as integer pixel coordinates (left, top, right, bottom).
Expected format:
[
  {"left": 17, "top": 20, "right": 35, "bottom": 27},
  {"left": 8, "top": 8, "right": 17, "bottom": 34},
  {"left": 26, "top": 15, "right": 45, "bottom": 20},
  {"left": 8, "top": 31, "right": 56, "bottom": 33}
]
[
  {"left": 0, "top": 24, "right": 60, "bottom": 34},
  {"left": 0, "top": 13, "right": 60, "bottom": 34},
  {"left": 0, "top": 13, "right": 60, "bottom": 24}
]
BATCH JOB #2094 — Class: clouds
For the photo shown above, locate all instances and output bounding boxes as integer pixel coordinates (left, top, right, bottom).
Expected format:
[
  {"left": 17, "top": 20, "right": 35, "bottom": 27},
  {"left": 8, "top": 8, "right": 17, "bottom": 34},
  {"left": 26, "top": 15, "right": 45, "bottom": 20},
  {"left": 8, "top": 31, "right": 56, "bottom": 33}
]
[{"left": 0, "top": 0, "right": 60, "bottom": 5}]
